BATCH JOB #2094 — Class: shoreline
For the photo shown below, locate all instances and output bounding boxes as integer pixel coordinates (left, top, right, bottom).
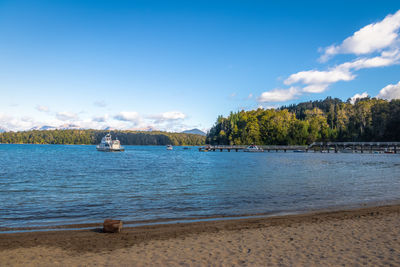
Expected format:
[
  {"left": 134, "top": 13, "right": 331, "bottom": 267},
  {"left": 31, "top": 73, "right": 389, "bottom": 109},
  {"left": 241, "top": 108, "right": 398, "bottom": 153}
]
[
  {"left": 2, "top": 204, "right": 400, "bottom": 265},
  {"left": 2, "top": 199, "right": 400, "bottom": 234},
  {"left": 1, "top": 203, "right": 400, "bottom": 251}
]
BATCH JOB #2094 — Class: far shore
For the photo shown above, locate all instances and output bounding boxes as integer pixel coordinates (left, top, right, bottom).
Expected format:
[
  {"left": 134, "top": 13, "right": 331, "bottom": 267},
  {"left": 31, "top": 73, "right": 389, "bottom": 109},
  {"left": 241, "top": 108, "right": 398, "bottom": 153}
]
[{"left": 1, "top": 204, "right": 400, "bottom": 266}]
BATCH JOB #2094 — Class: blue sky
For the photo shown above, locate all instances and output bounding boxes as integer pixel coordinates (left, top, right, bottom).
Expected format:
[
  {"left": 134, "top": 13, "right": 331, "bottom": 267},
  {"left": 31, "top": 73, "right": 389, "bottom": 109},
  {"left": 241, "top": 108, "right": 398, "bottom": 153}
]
[{"left": 1, "top": 0, "right": 400, "bottom": 132}]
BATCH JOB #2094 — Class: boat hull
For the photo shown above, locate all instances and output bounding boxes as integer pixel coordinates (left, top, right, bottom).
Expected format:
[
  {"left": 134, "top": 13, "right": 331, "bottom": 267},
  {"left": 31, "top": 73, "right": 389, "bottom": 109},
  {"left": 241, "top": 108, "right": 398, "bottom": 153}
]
[{"left": 96, "top": 147, "right": 125, "bottom": 152}]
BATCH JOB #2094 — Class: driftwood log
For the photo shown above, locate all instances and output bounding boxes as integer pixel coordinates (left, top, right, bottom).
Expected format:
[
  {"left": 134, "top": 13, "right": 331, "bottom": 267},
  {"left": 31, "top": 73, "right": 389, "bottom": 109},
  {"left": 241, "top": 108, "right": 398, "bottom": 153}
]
[{"left": 103, "top": 219, "right": 123, "bottom": 233}]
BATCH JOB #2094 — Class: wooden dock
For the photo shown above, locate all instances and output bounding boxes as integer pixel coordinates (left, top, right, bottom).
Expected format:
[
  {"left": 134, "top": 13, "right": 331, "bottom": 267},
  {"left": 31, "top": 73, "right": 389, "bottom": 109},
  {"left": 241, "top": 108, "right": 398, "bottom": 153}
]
[
  {"left": 199, "top": 145, "right": 308, "bottom": 152},
  {"left": 199, "top": 142, "right": 400, "bottom": 153},
  {"left": 308, "top": 142, "right": 400, "bottom": 153}
]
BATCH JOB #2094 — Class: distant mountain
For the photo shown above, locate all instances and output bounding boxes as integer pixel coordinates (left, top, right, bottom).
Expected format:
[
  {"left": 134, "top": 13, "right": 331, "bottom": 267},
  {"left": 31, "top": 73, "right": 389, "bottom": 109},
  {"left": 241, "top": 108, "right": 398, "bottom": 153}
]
[
  {"left": 181, "top": 128, "right": 206, "bottom": 136},
  {"left": 58, "top": 124, "right": 81, "bottom": 130},
  {"left": 29, "top": 124, "right": 81, "bottom": 131},
  {"left": 30, "top": 125, "right": 57, "bottom": 131},
  {"left": 128, "top": 126, "right": 158, "bottom": 132}
]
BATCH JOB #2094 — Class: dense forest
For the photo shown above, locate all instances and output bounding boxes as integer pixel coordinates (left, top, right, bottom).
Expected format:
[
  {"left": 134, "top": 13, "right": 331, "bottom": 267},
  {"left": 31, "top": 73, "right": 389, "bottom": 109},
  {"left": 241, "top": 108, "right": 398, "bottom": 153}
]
[
  {"left": 0, "top": 130, "right": 206, "bottom": 146},
  {"left": 206, "top": 97, "right": 400, "bottom": 145}
]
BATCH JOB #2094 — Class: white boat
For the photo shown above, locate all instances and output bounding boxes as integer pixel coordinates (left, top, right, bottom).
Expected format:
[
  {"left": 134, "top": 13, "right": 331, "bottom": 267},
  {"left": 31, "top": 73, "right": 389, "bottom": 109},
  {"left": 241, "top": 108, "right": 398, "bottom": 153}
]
[
  {"left": 96, "top": 133, "right": 124, "bottom": 152},
  {"left": 244, "top": 145, "right": 264, "bottom": 152},
  {"left": 166, "top": 145, "right": 173, "bottom": 150}
]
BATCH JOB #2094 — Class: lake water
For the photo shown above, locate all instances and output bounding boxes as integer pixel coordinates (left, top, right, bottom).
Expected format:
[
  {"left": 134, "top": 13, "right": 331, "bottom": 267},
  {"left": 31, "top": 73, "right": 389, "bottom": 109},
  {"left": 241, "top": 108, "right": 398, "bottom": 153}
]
[{"left": 1, "top": 144, "right": 400, "bottom": 230}]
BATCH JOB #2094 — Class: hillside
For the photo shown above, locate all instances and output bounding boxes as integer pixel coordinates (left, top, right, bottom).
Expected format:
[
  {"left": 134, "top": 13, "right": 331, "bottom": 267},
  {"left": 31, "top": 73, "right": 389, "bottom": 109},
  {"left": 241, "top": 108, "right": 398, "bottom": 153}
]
[
  {"left": 0, "top": 130, "right": 206, "bottom": 146},
  {"left": 207, "top": 97, "right": 400, "bottom": 145}
]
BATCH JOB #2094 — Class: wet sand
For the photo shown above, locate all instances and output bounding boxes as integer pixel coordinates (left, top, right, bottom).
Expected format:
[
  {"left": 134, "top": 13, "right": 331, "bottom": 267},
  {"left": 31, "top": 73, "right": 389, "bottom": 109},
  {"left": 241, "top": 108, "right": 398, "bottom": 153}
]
[{"left": 1, "top": 204, "right": 400, "bottom": 266}]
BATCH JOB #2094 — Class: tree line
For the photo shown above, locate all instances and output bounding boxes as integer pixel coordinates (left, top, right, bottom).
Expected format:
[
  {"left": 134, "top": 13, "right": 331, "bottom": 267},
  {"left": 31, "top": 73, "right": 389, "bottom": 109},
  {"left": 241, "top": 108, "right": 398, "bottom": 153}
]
[
  {"left": 0, "top": 130, "right": 206, "bottom": 146},
  {"left": 206, "top": 97, "right": 400, "bottom": 145}
]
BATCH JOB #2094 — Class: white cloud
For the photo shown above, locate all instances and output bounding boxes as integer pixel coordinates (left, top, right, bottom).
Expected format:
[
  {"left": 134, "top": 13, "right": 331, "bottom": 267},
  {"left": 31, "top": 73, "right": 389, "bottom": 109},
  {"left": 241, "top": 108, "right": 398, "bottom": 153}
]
[
  {"left": 339, "top": 50, "right": 400, "bottom": 70},
  {"left": 377, "top": 81, "right": 400, "bottom": 100},
  {"left": 56, "top": 111, "right": 78, "bottom": 121},
  {"left": 128, "top": 125, "right": 159, "bottom": 131},
  {"left": 0, "top": 109, "right": 193, "bottom": 132},
  {"left": 0, "top": 113, "right": 12, "bottom": 131},
  {"left": 158, "top": 121, "right": 192, "bottom": 132},
  {"left": 282, "top": 50, "right": 400, "bottom": 96},
  {"left": 163, "top": 111, "right": 186, "bottom": 120},
  {"left": 285, "top": 67, "right": 355, "bottom": 86},
  {"left": 302, "top": 84, "right": 329, "bottom": 93},
  {"left": 148, "top": 111, "right": 186, "bottom": 123},
  {"left": 248, "top": 93, "right": 253, "bottom": 99},
  {"left": 320, "top": 9, "right": 400, "bottom": 61},
  {"left": 0, "top": 113, "right": 38, "bottom": 131},
  {"left": 36, "top": 105, "right": 49, "bottom": 112},
  {"left": 258, "top": 87, "right": 299, "bottom": 103},
  {"left": 350, "top": 92, "right": 369, "bottom": 104},
  {"left": 262, "top": 67, "right": 350, "bottom": 98},
  {"left": 114, "top": 111, "right": 141, "bottom": 123},
  {"left": 92, "top": 114, "right": 109, "bottom": 122},
  {"left": 285, "top": 49, "right": 400, "bottom": 96}
]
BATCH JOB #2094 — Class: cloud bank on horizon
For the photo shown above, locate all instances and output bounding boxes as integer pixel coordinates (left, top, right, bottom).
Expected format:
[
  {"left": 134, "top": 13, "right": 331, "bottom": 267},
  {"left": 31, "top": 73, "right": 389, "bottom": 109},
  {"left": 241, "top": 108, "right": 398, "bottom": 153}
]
[
  {"left": 0, "top": 103, "right": 192, "bottom": 133},
  {"left": 258, "top": 9, "right": 400, "bottom": 104}
]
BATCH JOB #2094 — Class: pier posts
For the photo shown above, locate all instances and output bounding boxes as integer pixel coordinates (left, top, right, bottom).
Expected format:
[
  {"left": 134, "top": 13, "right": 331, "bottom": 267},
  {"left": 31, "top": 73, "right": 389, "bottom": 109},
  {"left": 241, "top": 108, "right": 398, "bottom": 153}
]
[
  {"left": 306, "top": 142, "right": 400, "bottom": 154},
  {"left": 199, "top": 143, "right": 400, "bottom": 153}
]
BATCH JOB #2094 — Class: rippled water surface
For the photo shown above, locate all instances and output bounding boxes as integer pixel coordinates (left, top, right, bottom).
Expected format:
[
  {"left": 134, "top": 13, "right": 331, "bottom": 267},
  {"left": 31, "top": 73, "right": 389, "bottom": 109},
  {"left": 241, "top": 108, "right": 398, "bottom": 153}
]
[{"left": 1, "top": 144, "right": 400, "bottom": 228}]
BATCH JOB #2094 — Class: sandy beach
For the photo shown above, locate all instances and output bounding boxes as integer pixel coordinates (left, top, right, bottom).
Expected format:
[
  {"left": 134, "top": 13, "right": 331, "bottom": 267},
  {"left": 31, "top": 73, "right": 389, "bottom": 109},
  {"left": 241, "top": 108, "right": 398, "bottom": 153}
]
[{"left": 1, "top": 205, "right": 400, "bottom": 266}]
